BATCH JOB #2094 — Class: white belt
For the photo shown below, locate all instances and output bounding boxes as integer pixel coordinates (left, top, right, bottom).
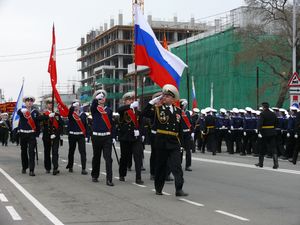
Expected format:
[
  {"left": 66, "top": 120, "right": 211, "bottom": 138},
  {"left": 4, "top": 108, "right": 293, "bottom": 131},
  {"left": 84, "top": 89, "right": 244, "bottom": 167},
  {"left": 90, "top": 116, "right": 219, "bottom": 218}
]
[
  {"left": 151, "top": 130, "right": 157, "bottom": 134},
  {"left": 183, "top": 129, "right": 190, "bottom": 132},
  {"left": 69, "top": 131, "right": 83, "bottom": 135},
  {"left": 19, "top": 129, "right": 35, "bottom": 133},
  {"left": 93, "top": 132, "right": 111, "bottom": 136}
]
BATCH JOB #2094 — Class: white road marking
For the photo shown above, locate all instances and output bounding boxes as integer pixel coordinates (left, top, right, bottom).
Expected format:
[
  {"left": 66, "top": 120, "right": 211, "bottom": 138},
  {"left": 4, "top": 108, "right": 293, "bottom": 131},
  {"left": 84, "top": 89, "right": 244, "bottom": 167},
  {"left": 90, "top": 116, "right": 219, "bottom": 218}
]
[
  {"left": 77, "top": 165, "right": 82, "bottom": 168},
  {"left": 114, "top": 176, "right": 120, "bottom": 179},
  {"left": 100, "top": 172, "right": 106, "bottom": 175},
  {"left": 0, "top": 168, "right": 64, "bottom": 225},
  {"left": 88, "top": 168, "right": 92, "bottom": 171},
  {"left": 215, "top": 210, "right": 249, "bottom": 221},
  {"left": 151, "top": 189, "right": 171, "bottom": 196},
  {"left": 0, "top": 193, "right": 8, "bottom": 202},
  {"left": 179, "top": 198, "right": 204, "bottom": 207},
  {"left": 6, "top": 206, "right": 22, "bottom": 221},
  {"left": 132, "top": 183, "right": 147, "bottom": 188},
  {"left": 61, "top": 159, "right": 67, "bottom": 163},
  {"left": 144, "top": 150, "right": 300, "bottom": 175}
]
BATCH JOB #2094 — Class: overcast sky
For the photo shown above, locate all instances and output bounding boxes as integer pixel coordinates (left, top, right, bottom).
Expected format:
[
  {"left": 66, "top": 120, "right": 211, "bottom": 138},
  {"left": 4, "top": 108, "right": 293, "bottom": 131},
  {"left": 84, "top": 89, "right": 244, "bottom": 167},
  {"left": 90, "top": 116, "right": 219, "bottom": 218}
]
[{"left": 0, "top": 0, "right": 246, "bottom": 101}]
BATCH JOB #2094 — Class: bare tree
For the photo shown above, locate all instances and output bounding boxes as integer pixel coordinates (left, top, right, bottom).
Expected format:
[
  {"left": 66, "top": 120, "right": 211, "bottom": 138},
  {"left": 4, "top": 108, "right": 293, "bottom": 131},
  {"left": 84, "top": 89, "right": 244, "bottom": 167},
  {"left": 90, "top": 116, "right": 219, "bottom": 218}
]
[{"left": 235, "top": 0, "right": 300, "bottom": 107}]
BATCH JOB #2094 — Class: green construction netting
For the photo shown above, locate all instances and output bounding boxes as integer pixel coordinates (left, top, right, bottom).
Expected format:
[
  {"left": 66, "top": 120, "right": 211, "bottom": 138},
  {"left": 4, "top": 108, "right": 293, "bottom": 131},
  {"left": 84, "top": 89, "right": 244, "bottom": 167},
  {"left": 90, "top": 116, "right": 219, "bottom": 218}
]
[{"left": 171, "top": 28, "right": 289, "bottom": 110}]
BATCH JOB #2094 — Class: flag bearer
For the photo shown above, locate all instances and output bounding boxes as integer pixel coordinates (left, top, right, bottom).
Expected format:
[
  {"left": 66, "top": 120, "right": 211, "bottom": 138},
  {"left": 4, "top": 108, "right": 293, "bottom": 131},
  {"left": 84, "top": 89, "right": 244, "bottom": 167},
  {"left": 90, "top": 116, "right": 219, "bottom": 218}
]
[{"left": 40, "top": 98, "right": 64, "bottom": 175}]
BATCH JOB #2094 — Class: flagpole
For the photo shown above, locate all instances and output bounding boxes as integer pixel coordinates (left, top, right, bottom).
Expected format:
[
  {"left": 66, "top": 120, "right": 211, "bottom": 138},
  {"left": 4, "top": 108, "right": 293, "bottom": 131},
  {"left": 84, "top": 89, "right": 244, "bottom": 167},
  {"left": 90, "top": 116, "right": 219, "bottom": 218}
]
[
  {"left": 210, "top": 82, "right": 214, "bottom": 108},
  {"left": 132, "top": 0, "right": 138, "bottom": 100},
  {"left": 292, "top": 0, "right": 296, "bottom": 73},
  {"left": 185, "top": 30, "right": 190, "bottom": 109}
]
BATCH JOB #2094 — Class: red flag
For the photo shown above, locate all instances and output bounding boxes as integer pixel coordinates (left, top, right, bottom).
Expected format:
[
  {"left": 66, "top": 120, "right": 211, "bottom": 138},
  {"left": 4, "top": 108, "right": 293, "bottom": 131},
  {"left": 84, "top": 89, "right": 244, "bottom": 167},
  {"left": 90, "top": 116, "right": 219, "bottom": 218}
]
[
  {"left": 163, "top": 32, "right": 168, "bottom": 50},
  {"left": 48, "top": 25, "right": 69, "bottom": 117},
  {"left": 48, "top": 25, "right": 57, "bottom": 86}
]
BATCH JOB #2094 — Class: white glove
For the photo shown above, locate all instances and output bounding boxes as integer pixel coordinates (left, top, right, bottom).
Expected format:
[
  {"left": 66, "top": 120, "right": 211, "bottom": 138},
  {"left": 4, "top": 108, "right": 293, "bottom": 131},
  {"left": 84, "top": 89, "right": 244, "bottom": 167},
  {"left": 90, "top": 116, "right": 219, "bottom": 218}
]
[
  {"left": 254, "top": 129, "right": 258, "bottom": 133},
  {"left": 230, "top": 126, "right": 234, "bottom": 130},
  {"left": 191, "top": 132, "right": 195, "bottom": 140},
  {"left": 130, "top": 101, "right": 139, "bottom": 109},
  {"left": 49, "top": 112, "right": 55, "bottom": 118},
  {"left": 21, "top": 108, "right": 27, "bottom": 113},
  {"left": 287, "top": 133, "right": 290, "bottom": 138},
  {"left": 134, "top": 129, "right": 140, "bottom": 137},
  {"left": 72, "top": 102, "right": 79, "bottom": 107},
  {"left": 96, "top": 93, "right": 104, "bottom": 100},
  {"left": 221, "top": 126, "right": 226, "bottom": 129},
  {"left": 149, "top": 95, "right": 162, "bottom": 105},
  {"left": 295, "top": 134, "right": 298, "bottom": 139},
  {"left": 243, "top": 132, "right": 247, "bottom": 136},
  {"left": 112, "top": 138, "right": 116, "bottom": 145},
  {"left": 142, "top": 136, "right": 145, "bottom": 142},
  {"left": 258, "top": 133, "right": 262, "bottom": 138},
  {"left": 228, "top": 130, "right": 231, "bottom": 134},
  {"left": 50, "top": 134, "right": 56, "bottom": 139}
]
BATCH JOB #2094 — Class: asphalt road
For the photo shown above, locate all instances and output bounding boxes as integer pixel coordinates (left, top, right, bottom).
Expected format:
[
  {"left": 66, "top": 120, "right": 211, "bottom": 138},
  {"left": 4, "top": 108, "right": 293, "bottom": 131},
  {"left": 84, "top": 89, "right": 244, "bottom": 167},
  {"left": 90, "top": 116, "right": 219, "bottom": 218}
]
[{"left": 0, "top": 138, "right": 299, "bottom": 225}]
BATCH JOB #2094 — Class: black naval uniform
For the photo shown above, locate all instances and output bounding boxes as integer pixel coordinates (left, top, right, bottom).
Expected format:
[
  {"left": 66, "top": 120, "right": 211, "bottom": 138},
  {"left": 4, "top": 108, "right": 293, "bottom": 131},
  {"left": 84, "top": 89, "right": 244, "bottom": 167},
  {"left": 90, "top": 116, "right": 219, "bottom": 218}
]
[
  {"left": 90, "top": 99, "right": 115, "bottom": 184},
  {"left": 291, "top": 111, "right": 300, "bottom": 164},
  {"left": 40, "top": 110, "right": 63, "bottom": 174},
  {"left": 140, "top": 105, "right": 157, "bottom": 179},
  {"left": 117, "top": 104, "right": 144, "bottom": 183},
  {"left": 143, "top": 103, "right": 185, "bottom": 195},
  {"left": 17, "top": 108, "right": 40, "bottom": 175},
  {"left": 0, "top": 118, "right": 11, "bottom": 146},
  {"left": 256, "top": 109, "right": 278, "bottom": 168},
  {"left": 66, "top": 106, "right": 88, "bottom": 173},
  {"left": 204, "top": 114, "right": 217, "bottom": 155},
  {"left": 181, "top": 110, "right": 193, "bottom": 170}
]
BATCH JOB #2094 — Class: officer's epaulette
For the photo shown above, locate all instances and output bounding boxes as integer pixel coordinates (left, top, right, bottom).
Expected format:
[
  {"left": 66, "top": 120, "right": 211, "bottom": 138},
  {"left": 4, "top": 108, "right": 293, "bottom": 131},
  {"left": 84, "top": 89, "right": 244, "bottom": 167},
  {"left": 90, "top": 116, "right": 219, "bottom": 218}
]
[{"left": 174, "top": 105, "right": 181, "bottom": 111}]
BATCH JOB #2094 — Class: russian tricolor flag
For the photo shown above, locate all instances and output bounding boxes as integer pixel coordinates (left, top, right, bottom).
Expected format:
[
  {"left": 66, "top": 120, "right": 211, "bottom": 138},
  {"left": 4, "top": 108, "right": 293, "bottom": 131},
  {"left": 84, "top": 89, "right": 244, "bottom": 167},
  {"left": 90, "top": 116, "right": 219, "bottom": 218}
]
[
  {"left": 134, "top": 4, "right": 187, "bottom": 88},
  {"left": 192, "top": 76, "right": 198, "bottom": 109}
]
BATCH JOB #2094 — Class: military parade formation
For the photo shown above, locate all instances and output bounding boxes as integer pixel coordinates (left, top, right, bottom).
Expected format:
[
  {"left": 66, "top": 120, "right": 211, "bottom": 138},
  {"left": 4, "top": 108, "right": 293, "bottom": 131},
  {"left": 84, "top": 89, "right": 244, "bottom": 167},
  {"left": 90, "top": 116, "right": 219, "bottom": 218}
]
[{"left": 0, "top": 84, "right": 300, "bottom": 197}]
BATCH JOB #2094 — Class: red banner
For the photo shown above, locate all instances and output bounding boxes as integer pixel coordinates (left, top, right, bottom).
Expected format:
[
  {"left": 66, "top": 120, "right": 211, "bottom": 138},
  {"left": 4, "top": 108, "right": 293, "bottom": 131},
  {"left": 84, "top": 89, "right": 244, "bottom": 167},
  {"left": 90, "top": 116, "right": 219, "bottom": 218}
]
[
  {"left": 0, "top": 102, "right": 16, "bottom": 113},
  {"left": 48, "top": 25, "right": 69, "bottom": 117}
]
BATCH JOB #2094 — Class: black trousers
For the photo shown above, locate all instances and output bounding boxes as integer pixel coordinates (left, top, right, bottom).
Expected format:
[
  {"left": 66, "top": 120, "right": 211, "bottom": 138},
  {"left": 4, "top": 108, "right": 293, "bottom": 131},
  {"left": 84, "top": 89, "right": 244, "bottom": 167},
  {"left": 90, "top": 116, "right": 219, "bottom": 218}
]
[
  {"left": 182, "top": 133, "right": 192, "bottom": 168},
  {"left": 43, "top": 137, "right": 60, "bottom": 171},
  {"left": 67, "top": 134, "right": 86, "bottom": 169},
  {"left": 285, "top": 133, "right": 295, "bottom": 158},
  {"left": 20, "top": 133, "right": 36, "bottom": 172},
  {"left": 217, "top": 129, "right": 230, "bottom": 153},
  {"left": 91, "top": 135, "right": 113, "bottom": 181},
  {"left": 260, "top": 135, "right": 277, "bottom": 157},
  {"left": 206, "top": 132, "right": 217, "bottom": 154},
  {"left": 275, "top": 131, "right": 285, "bottom": 156},
  {"left": 242, "top": 131, "right": 256, "bottom": 154},
  {"left": 1, "top": 129, "right": 9, "bottom": 146},
  {"left": 119, "top": 140, "right": 142, "bottom": 180},
  {"left": 229, "top": 130, "right": 242, "bottom": 153},
  {"left": 155, "top": 147, "right": 184, "bottom": 193},
  {"left": 150, "top": 133, "right": 157, "bottom": 176}
]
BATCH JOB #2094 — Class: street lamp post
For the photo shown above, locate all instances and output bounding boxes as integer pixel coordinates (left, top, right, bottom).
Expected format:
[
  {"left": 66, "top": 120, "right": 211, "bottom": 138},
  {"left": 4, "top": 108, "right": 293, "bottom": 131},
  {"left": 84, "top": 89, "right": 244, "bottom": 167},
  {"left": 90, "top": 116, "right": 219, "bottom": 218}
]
[{"left": 256, "top": 66, "right": 259, "bottom": 109}]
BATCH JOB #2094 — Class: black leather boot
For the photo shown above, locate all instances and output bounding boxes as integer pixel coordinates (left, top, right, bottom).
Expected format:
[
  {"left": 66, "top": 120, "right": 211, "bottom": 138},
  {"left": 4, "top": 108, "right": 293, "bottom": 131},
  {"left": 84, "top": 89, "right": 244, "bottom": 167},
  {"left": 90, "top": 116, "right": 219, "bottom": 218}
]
[
  {"left": 273, "top": 154, "right": 279, "bottom": 169},
  {"left": 255, "top": 155, "right": 264, "bottom": 167},
  {"left": 291, "top": 151, "right": 298, "bottom": 165}
]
